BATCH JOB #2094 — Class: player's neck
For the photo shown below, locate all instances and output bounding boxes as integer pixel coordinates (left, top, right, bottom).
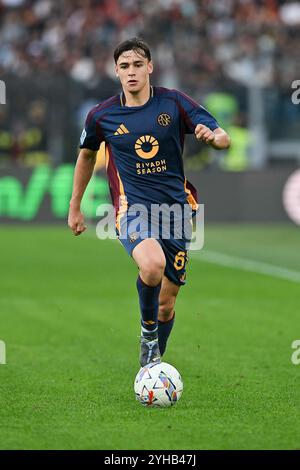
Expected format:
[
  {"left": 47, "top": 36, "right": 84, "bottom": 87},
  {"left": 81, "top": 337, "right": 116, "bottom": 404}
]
[{"left": 123, "top": 84, "right": 152, "bottom": 107}]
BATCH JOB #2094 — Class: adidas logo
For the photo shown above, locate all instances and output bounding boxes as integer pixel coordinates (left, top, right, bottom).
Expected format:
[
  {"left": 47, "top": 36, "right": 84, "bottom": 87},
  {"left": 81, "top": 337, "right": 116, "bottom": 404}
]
[{"left": 114, "top": 124, "right": 130, "bottom": 135}]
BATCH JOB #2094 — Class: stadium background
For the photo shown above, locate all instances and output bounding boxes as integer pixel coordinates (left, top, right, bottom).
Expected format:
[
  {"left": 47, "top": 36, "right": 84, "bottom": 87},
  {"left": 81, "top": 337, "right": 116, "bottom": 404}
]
[{"left": 1, "top": 0, "right": 300, "bottom": 450}]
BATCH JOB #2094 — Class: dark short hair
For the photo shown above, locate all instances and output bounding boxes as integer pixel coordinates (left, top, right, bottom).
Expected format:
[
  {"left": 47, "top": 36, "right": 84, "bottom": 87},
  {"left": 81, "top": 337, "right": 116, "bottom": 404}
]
[{"left": 113, "top": 37, "right": 151, "bottom": 64}]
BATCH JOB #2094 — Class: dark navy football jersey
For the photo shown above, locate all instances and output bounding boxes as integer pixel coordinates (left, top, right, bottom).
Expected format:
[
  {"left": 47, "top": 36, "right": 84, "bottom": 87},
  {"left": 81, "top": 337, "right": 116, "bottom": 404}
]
[{"left": 79, "top": 86, "right": 219, "bottom": 219}]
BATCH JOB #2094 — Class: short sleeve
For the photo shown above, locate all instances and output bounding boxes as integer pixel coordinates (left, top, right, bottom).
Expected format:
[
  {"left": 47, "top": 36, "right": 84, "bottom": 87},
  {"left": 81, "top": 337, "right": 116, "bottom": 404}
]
[
  {"left": 79, "top": 107, "right": 103, "bottom": 150},
  {"left": 175, "top": 90, "right": 219, "bottom": 134}
]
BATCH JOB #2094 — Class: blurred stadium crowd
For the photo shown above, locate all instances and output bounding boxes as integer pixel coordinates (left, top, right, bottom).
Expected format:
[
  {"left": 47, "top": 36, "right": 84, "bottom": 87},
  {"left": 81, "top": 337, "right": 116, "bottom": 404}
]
[{"left": 0, "top": 0, "right": 300, "bottom": 169}]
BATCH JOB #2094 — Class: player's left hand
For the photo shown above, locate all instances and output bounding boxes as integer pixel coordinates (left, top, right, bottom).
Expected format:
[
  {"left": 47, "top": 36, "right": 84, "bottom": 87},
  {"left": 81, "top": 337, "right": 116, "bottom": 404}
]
[
  {"left": 195, "top": 124, "right": 215, "bottom": 144},
  {"left": 68, "top": 208, "right": 87, "bottom": 236}
]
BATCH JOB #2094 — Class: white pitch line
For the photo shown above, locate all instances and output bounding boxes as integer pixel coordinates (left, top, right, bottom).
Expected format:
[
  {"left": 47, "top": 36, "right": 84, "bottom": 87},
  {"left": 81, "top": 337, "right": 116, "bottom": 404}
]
[{"left": 192, "top": 250, "right": 300, "bottom": 284}]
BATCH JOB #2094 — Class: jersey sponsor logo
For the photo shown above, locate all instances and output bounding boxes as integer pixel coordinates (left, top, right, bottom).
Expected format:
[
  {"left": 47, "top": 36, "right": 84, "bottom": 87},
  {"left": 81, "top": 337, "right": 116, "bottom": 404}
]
[
  {"left": 114, "top": 124, "right": 130, "bottom": 135},
  {"left": 135, "top": 135, "right": 159, "bottom": 159},
  {"left": 157, "top": 113, "right": 172, "bottom": 127},
  {"left": 136, "top": 159, "right": 167, "bottom": 175}
]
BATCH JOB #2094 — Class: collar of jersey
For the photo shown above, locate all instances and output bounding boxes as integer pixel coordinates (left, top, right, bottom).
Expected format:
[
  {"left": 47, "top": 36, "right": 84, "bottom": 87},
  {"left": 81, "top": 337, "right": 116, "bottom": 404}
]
[{"left": 120, "top": 85, "right": 154, "bottom": 108}]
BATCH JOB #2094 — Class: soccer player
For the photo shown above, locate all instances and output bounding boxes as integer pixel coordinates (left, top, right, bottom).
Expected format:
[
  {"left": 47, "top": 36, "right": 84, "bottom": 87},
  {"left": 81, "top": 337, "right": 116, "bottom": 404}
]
[{"left": 68, "top": 38, "right": 230, "bottom": 367}]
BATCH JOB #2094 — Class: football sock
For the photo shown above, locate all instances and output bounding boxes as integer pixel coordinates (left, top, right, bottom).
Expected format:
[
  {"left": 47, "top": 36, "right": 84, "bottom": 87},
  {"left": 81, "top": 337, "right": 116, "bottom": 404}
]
[
  {"left": 158, "top": 311, "right": 175, "bottom": 356},
  {"left": 136, "top": 275, "right": 161, "bottom": 337}
]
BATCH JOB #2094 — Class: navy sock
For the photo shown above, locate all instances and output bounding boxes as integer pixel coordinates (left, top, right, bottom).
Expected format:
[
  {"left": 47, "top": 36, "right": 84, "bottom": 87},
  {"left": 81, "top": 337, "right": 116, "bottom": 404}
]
[
  {"left": 136, "top": 275, "right": 161, "bottom": 336},
  {"left": 158, "top": 312, "right": 175, "bottom": 356}
]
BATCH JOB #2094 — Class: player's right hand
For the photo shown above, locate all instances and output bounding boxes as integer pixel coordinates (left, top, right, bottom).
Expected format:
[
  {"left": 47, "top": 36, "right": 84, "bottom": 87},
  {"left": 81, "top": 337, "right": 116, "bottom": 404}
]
[
  {"left": 68, "top": 209, "right": 87, "bottom": 236},
  {"left": 194, "top": 124, "right": 215, "bottom": 144}
]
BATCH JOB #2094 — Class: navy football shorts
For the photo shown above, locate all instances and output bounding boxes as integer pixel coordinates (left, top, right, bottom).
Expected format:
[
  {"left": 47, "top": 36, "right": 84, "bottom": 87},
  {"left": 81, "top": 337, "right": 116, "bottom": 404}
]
[{"left": 116, "top": 211, "right": 192, "bottom": 286}]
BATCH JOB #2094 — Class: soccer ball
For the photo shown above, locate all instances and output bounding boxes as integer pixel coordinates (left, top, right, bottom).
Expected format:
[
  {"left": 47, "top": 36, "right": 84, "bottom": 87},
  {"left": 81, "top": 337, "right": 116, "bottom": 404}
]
[{"left": 134, "top": 362, "right": 183, "bottom": 407}]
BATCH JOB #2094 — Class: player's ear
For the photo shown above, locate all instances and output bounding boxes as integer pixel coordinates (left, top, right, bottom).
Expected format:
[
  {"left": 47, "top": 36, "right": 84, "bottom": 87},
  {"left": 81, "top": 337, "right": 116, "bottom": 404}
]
[
  {"left": 148, "top": 61, "right": 153, "bottom": 75},
  {"left": 115, "top": 64, "right": 119, "bottom": 77}
]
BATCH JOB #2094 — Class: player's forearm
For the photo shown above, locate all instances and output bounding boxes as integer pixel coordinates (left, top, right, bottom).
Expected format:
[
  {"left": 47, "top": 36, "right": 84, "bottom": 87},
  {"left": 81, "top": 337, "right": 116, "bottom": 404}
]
[
  {"left": 69, "top": 149, "right": 97, "bottom": 209},
  {"left": 210, "top": 128, "right": 231, "bottom": 150}
]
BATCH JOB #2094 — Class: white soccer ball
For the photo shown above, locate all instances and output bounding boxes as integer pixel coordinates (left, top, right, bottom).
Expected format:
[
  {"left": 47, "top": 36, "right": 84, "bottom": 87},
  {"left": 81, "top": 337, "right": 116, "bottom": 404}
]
[{"left": 134, "top": 362, "right": 183, "bottom": 407}]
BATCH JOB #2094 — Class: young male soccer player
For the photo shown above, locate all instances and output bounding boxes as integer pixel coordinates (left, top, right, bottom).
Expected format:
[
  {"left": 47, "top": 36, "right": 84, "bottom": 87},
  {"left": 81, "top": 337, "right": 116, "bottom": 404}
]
[{"left": 68, "top": 38, "right": 230, "bottom": 367}]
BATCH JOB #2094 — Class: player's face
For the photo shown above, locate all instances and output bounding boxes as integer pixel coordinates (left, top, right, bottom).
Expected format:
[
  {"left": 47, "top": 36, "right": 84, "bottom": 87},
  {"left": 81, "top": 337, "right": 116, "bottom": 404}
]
[{"left": 115, "top": 50, "right": 153, "bottom": 93}]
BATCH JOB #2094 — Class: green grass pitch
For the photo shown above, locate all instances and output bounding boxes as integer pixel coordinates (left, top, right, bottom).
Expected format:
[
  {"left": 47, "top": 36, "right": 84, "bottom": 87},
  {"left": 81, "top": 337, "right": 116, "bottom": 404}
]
[{"left": 0, "top": 224, "right": 300, "bottom": 450}]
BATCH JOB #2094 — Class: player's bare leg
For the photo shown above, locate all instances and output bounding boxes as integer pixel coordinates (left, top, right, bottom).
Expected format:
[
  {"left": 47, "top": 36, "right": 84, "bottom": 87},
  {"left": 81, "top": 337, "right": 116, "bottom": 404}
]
[
  {"left": 132, "top": 239, "right": 166, "bottom": 366},
  {"left": 132, "top": 238, "right": 166, "bottom": 286},
  {"left": 158, "top": 276, "right": 180, "bottom": 356}
]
